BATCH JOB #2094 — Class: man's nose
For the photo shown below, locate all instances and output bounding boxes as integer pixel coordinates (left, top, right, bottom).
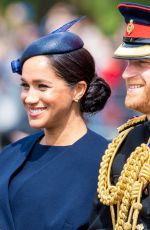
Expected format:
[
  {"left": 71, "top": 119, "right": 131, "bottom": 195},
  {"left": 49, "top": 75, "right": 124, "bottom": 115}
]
[{"left": 122, "top": 63, "right": 137, "bottom": 79}]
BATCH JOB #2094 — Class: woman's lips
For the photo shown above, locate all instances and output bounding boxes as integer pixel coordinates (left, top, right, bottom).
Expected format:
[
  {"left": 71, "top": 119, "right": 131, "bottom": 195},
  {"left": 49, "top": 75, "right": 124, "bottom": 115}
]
[{"left": 28, "top": 107, "right": 47, "bottom": 117}]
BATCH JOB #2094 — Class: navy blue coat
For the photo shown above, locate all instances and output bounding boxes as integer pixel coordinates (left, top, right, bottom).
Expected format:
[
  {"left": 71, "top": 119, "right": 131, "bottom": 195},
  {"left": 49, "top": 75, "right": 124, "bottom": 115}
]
[{"left": 0, "top": 129, "right": 108, "bottom": 230}]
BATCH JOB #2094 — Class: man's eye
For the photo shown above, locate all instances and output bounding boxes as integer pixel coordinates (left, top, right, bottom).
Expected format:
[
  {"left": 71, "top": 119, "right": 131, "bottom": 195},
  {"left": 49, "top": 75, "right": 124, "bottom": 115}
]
[{"left": 140, "top": 61, "right": 150, "bottom": 66}]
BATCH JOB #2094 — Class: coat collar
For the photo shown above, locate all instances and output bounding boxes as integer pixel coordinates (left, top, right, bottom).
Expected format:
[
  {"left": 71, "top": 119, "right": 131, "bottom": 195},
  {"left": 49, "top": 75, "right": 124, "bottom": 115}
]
[{"left": 0, "top": 131, "right": 43, "bottom": 229}]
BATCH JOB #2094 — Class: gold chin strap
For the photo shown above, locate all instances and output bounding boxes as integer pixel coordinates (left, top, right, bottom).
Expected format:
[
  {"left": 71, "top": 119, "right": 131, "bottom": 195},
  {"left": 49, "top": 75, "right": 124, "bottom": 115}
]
[{"left": 97, "top": 116, "right": 150, "bottom": 230}]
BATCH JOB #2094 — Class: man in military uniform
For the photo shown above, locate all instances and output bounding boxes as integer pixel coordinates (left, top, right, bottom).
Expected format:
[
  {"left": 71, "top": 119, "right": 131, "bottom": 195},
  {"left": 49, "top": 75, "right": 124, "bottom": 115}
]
[{"left": 88, "top": 2, "right": 150, "bottom": 230}]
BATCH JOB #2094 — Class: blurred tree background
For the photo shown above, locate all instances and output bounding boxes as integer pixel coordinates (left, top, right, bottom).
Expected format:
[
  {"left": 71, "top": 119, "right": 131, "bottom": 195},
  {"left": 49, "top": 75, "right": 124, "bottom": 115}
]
[
  {"left": 0, "top": 0, "right": 149, "bottom": 36},
  {"left": 0, "top": 0, "right": 149, "bottom": 147}
]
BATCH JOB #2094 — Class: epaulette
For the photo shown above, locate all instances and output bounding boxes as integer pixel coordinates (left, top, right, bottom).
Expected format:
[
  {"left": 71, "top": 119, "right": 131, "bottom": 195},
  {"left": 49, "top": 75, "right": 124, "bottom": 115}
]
[{"left": 117, "top": 115, "right": 146, "bottom": 133}]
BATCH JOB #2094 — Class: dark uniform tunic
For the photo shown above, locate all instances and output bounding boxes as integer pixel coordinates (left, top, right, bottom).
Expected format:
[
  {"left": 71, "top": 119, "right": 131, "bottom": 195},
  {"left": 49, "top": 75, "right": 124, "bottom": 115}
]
[{"left": 88, "top": 120, "right": 150, "bottom": 230}]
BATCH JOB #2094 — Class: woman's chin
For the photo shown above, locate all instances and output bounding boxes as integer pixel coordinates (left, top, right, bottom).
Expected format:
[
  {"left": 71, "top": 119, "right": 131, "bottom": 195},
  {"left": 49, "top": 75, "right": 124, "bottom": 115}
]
[{"left": 29, "top": 121, "right": 44, "bottom": 129}]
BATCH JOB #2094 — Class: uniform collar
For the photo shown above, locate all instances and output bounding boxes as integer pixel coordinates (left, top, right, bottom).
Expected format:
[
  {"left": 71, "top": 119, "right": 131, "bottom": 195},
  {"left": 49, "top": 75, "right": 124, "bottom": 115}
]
[{"left": 143, "top": 118, "right": 150, "bottom": 134}]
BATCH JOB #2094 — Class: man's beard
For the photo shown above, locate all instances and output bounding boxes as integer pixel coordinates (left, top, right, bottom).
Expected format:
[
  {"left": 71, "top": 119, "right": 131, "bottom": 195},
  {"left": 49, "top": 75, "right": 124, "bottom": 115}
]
[{"left": 125, "top": 86, "right": 150, "bottom": 114}]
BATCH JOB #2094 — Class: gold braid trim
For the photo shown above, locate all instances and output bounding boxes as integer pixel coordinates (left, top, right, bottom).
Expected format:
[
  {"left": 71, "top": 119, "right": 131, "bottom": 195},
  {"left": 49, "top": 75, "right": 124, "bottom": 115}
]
[
  {"left": 117, "top": 115, "right": 146, "bottom": 133},
  {"left": 97, "top": 116, "right": 150, "bottom": 230}
]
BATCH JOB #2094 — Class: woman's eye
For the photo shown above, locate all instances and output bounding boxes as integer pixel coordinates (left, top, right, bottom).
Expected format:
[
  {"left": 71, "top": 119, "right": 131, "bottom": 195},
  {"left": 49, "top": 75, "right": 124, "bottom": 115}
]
[
  {"left": 20, "top": 82, "right": 29, "bottom": 89},
  {"left": 38, "top": 84, "right": 49, "bottom": 90}
]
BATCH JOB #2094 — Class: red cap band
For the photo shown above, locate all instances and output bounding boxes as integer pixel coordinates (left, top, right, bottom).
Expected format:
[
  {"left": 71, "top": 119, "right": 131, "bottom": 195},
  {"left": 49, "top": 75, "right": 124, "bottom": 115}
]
[
  {"left": 118, "top": 3, "right": 150, "bottom": 12},
  {"left": 124, "top": 21, "right": 150, "bottom": 38}
]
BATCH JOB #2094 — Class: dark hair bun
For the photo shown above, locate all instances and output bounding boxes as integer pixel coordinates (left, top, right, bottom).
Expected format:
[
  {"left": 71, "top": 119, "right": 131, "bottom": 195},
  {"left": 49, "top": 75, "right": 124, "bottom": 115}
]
[{"left": 80, "top": 75, "right": 111, "bottom": 113}]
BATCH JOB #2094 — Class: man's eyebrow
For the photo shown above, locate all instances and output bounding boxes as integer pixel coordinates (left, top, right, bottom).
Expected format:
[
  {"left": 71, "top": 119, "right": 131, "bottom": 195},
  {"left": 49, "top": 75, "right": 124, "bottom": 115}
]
[{"left": 139, "top": 60, "right": 150, "bottom": 63}]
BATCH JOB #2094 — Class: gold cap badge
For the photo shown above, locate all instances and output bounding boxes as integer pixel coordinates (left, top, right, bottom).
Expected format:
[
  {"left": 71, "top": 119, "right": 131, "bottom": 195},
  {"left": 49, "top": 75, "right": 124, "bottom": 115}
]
[{"left": 126, "top": 19, "right": 134, "bottom": 35}]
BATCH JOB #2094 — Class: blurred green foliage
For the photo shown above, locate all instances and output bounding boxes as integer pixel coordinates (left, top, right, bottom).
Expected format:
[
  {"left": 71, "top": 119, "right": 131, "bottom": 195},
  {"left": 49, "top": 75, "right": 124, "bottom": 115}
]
[
  {"left": 0, "top": 0, "right": 149, "bottom": 35},
  {"left": 70, "top": 0, "right": 150, "bottom": 35}
]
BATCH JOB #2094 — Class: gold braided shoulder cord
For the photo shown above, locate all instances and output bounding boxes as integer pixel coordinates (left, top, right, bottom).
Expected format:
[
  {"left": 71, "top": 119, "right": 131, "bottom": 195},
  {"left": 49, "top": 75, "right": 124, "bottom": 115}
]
[{"left": 97, "top": 115, "right": 150, "bottom": 230}]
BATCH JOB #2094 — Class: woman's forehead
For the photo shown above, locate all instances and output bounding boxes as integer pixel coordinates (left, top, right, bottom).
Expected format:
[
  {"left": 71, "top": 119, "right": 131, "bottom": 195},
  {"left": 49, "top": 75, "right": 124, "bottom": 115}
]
[{"left": 22, "top": 56, "right": 52, "bottom": 73}]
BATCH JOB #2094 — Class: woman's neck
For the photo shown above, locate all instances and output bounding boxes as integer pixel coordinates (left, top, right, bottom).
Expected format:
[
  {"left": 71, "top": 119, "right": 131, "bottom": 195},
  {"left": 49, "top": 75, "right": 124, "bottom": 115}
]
[{"left": 41, "top": 115, "right": 87, "bottom": 146}]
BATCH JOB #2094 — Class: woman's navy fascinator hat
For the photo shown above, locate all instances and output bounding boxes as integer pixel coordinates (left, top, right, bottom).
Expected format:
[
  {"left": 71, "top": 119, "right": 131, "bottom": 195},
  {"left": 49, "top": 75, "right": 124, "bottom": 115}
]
[{"left": 11, "top": 17, "right": 85, "bottom": 74}]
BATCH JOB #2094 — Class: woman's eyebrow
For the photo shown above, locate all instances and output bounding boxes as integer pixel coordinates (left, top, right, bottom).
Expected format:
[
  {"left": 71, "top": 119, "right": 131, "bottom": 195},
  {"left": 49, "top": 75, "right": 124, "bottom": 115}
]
[{"left": 20, "top": 78, "right": 52, "bottom": 84}]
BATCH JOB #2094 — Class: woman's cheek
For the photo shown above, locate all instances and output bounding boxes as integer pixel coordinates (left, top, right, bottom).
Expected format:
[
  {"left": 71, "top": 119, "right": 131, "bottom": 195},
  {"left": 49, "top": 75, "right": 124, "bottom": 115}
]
[{"left": 20, "top": 92, "right": 26, "bottom": 105}]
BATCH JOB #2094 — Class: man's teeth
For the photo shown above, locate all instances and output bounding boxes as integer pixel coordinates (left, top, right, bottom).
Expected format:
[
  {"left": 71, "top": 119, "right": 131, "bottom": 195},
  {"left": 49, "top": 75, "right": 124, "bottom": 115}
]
[
  {"left": 30, "top": 108, "right": 46, "bottom": 113},
  {"left": 128, "top": 85, "right": 143, "bottom": 89}
]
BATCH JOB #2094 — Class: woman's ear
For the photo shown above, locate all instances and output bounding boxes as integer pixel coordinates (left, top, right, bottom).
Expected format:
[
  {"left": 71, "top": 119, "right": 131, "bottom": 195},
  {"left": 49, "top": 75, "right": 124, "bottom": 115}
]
[{"left": 73, "top": 81, "right": 87, "bottom": 102}]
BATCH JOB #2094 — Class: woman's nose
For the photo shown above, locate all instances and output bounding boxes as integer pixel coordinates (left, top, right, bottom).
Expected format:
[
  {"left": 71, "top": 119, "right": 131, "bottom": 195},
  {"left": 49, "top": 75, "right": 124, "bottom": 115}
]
[{"left": 24, "top": 90, "right": 39, "bottom": 104}]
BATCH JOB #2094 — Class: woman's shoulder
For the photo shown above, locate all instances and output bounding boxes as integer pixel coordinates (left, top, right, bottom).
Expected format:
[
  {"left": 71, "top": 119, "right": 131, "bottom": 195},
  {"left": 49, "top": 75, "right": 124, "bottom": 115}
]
[
  {"left": 75, "top": 129, "right": 109, "bottom": 160},
  {"left": 0, "top": 131, "right": 43, "bottom": 154},
  {"left": 87, "top": 128, "right": 109, "bottom": 145}
]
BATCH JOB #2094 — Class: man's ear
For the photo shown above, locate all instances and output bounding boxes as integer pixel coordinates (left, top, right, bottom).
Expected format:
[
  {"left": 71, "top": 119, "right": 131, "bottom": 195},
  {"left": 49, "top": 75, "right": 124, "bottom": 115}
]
[{"left": 73, "top": 81, "right": 87, "bottom": 102}]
